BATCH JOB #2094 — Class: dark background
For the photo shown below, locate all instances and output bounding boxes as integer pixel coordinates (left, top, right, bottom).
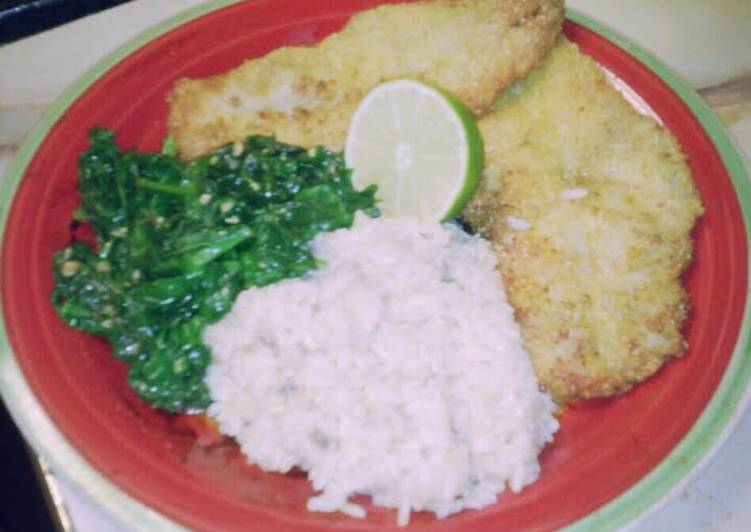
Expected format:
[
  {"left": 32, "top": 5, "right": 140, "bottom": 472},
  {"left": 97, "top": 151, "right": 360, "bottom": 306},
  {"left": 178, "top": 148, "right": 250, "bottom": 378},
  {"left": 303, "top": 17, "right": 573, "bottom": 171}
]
[
  {"left": 1, "top": 400, "right": 59, "bottom": 532},
  {"left": 0, "top": 0, "right": 135, "bottom": 45}
]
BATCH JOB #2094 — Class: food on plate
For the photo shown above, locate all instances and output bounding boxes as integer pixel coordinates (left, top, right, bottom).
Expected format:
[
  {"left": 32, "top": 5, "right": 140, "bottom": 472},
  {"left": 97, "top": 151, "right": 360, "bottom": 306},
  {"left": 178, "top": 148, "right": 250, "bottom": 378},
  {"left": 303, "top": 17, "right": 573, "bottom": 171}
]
[
  {"left": 167, "top": 0, "right": 565, "bottom": 160},
  {"left": 48, "top": 0, "right": 705, "bottom": 525},
  {"left": 204, "top": 215, "right": 558, "bottom": 525},
  {"left": 51, "top": 129, "right": 377, "bottom": 412},
  {"left": 345, "top": 79, "right": 484, "bottom": 220},
  {"left": 463, "top": 39, "right": 703, "bottom": 404}
]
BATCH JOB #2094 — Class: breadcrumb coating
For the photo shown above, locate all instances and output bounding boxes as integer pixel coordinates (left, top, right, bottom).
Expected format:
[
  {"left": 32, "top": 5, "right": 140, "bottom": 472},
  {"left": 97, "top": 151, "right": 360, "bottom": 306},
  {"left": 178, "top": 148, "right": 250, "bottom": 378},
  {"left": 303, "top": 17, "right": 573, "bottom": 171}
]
[
  {"left": 464, "top": 39, "right": 703, "bottom": 404},
  {"left": 167, "top": 0, "right": 564, "bottom": 159}
]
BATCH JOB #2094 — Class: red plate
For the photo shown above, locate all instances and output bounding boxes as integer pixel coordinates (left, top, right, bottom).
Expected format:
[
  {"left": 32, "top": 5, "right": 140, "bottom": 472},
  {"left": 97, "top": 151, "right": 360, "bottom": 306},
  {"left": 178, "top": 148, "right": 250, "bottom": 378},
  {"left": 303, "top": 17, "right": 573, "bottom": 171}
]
[{"left": 1, "top": 1, "right": 749, "bottom": 530}]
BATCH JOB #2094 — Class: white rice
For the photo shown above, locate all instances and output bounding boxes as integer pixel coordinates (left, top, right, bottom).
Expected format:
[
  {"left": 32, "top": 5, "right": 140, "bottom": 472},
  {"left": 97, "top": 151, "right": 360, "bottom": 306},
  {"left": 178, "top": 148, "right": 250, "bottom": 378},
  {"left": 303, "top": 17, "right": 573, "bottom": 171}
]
[{"left": 203, "top": 215, "right": 558, "bottom": 525}]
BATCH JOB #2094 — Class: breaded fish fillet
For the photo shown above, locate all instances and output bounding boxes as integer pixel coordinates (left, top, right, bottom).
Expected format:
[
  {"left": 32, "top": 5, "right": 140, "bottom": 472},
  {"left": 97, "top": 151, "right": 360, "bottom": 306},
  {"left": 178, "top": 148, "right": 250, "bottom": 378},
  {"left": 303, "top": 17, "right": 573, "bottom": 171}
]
[
  {"left": 464, "top": 39, "right": 703, "bottom": 404},
  {"left": 168, "top": 0, "right": 564, "bottom": 160}
]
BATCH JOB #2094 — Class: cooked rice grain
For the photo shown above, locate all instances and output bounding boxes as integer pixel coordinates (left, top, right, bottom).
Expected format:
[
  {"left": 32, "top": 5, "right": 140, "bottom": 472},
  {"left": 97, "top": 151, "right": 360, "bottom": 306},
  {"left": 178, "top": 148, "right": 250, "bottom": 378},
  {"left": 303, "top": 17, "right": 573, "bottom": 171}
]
[{"left": 204, "top": 215, "right": 557, "bottom": 525}]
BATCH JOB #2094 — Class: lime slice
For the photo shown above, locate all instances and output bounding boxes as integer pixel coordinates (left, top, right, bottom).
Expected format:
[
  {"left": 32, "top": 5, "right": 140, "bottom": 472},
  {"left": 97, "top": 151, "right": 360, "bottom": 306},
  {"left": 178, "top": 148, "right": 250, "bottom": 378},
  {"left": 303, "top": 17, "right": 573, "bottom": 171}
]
[{"left": 345, "top": 79, "right": 484, "bottom": 221}]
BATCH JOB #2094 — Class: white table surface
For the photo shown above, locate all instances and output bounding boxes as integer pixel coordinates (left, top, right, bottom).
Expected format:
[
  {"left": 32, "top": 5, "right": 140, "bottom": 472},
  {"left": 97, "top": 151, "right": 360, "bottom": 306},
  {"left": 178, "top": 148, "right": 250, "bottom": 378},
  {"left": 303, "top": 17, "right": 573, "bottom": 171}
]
[{"left": 1, "top": 1, "right": 750, "bottom": 530}]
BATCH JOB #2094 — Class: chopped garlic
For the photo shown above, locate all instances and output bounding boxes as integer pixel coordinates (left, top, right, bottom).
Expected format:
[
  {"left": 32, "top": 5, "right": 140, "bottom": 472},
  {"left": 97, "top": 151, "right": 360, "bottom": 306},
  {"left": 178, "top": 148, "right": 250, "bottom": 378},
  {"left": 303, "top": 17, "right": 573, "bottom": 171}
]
[
  {"left": 220, "top": 200, "right": 235, "bottom": 213},
  {"left": 61, "top": 260, "right": 80, "bottom": 277}
]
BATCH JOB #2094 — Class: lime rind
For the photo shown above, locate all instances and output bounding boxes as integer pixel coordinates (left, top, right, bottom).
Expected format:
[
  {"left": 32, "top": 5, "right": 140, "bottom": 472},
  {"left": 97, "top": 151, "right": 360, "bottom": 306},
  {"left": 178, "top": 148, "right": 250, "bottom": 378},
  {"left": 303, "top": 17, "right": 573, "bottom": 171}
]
[
  {"left": 430, "top": 84, "right": 485, "bottom": 221},
  {"left": 345, "top": 79, "right": 485, "bottom": 222}
]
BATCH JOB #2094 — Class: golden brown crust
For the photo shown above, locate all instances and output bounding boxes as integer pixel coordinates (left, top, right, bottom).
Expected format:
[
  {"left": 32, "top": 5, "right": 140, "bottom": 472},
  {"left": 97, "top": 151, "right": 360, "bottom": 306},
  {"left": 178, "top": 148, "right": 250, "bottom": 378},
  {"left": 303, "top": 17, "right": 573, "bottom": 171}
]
[
  {"left": 167, "top": 0, "right": 564, "bottom": 160},
  {"left": 464, "top": 39, "right": 703, "bottom": 404}
]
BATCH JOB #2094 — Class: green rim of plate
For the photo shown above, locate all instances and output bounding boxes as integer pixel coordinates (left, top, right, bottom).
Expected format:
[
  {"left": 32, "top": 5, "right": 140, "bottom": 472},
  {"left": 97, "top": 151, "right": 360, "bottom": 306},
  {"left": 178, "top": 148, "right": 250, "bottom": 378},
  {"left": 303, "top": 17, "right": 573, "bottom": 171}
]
[{"left": 0, "top": 3, "right": 750, "bottom": 530}]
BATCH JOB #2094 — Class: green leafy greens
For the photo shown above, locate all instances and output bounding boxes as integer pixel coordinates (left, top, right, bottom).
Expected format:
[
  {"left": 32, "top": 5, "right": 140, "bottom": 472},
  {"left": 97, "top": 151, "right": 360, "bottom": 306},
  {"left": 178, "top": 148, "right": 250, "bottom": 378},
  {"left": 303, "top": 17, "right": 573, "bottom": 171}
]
[{"left": 52, "top": 129, "right": 378, "bottom": 412}]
